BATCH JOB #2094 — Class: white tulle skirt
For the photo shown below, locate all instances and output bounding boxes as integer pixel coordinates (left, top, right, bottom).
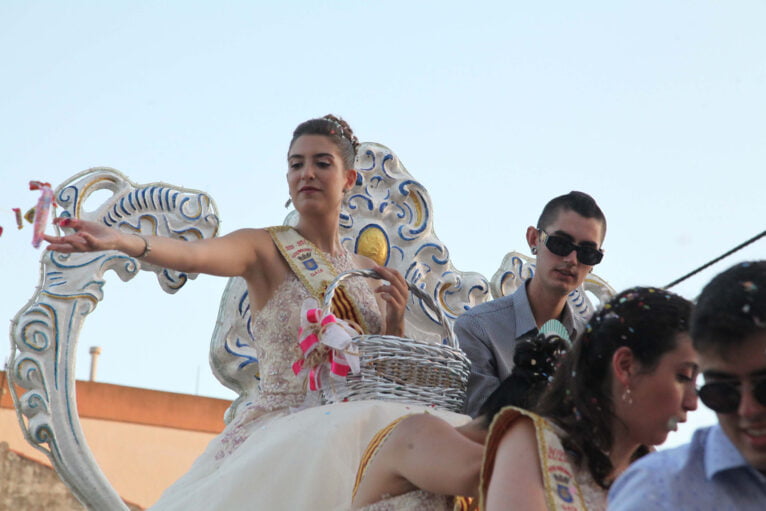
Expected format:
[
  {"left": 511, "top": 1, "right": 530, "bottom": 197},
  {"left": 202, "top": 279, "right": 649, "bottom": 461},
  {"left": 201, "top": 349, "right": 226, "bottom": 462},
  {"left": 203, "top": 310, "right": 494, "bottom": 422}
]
[{"left": 149, "top": 400, "right": 469, "bottom": 511}]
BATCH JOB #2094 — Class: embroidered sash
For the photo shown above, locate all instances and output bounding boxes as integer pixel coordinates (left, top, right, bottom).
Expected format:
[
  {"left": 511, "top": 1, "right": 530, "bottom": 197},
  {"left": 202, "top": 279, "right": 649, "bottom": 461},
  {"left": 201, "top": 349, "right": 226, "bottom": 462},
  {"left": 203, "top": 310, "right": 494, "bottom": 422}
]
[
  {"left": 267, "top": 226, "right": 369, "bottom": 333},
  {"left": 480, "top": 406, "right": 587, "bottom": 511}
]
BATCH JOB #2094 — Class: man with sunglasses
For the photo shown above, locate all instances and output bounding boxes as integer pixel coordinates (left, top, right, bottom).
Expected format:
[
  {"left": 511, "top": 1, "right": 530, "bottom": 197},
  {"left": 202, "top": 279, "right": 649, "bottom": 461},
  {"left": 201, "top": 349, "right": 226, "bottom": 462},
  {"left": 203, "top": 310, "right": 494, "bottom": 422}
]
[
  {"left": 455, "top": 191, "right": 606, "bottom": 416},
  {"left": 609, "top": 261, "right": 766, "bottom": 510}
]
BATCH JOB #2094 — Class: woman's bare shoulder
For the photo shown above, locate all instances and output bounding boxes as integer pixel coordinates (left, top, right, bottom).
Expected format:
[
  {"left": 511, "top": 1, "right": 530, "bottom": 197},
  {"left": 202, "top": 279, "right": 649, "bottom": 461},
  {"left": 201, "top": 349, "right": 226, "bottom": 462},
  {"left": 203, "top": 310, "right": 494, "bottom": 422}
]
[
  {"left": 215, "top": 228, "right": 282, "bottom": 277},
  {"left": 485, "top": 412, "right": 539, "bottom": 469},
  {"left": 500, "top": 414, "right": 536, "bottom": 442},
  {"left": 485, "top": 415, "right": 546, "bottom": 510}
]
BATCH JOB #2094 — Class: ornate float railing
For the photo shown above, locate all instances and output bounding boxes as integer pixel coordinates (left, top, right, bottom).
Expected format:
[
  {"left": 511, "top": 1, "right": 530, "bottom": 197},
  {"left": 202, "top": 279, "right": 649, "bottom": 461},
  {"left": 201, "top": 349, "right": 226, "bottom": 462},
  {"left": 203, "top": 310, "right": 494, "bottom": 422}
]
[{"left": 8, "top": 144, "right": 614, "bottom": 509}]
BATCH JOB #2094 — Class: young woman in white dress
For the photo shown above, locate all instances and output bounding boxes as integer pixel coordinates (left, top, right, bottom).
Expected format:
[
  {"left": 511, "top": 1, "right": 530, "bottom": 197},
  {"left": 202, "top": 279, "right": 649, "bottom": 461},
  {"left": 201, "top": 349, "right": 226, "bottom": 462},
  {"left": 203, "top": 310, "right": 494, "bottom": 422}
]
[{"left": 44, "top": 115, "right": 469, "bottom": 510}]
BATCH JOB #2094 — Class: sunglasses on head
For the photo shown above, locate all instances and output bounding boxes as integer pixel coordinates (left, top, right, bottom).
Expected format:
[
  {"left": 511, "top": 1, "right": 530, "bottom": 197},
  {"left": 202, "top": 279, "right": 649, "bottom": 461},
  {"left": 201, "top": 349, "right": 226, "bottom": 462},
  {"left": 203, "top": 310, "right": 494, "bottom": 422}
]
[
  {"left": 538, "top": 230, "right": 604, "bottom": 266},
  {"left": 697, "top": 378, "right": 766, "bottom": 414}
]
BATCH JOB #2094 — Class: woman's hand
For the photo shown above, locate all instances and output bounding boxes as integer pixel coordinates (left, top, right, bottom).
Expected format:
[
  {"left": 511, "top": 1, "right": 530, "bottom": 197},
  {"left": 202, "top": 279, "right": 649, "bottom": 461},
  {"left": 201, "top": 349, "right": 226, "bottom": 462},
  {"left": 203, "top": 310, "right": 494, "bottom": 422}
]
[
  {"left": 43, "top": 218, "right": 136, "bottom": 255},
  {"left": 373, "top": 265, "right": 408, "bottom": 337}
]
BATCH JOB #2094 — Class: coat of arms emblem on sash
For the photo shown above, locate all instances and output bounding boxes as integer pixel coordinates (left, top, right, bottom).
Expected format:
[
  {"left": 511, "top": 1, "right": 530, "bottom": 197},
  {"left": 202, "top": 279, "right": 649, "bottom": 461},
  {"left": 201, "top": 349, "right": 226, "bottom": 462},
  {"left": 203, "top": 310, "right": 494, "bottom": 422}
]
[{"left": 298, "top": 251, "right": 319, "bottom": 271}]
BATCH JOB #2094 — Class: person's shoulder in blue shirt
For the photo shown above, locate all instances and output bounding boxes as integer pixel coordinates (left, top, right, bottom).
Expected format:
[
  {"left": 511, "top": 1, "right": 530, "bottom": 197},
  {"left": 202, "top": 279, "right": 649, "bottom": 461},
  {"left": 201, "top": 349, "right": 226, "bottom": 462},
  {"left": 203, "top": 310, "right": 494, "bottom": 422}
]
[{"left": 609, "top": 425, "right": 766, "bottom": 510}]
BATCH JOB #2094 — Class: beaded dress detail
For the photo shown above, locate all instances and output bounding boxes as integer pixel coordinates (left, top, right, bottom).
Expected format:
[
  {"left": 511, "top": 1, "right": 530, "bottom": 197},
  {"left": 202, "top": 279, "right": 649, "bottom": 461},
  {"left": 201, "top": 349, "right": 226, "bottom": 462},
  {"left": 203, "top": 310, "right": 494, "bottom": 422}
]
[
  {"left": 252, "top": 248, "right": 381, "bottom": 412},
  {"left": 150, "top": 248, "right": 468, "bottom": 511},
  {"left": 214, "top": 249, "right": 381, "bottom": 460}
]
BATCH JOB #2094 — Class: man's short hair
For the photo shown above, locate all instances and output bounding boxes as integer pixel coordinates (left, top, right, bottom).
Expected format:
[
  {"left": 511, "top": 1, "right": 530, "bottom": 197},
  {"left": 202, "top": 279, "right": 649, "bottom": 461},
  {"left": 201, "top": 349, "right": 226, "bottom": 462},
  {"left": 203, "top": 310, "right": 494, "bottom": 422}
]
[
  {"left": 691, "top": 260, "right": 766, "bottom": 354},
  {"left": 536, "top": 191, "right": 606, "bottom": 238}
]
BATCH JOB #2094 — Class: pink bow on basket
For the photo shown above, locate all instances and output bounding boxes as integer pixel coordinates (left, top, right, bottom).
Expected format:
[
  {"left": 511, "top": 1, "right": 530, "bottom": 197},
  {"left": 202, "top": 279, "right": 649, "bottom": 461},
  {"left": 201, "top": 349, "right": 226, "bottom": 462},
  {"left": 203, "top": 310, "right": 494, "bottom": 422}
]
[{"left": 292, "top": 298, "right": 361, "bottom": 399}]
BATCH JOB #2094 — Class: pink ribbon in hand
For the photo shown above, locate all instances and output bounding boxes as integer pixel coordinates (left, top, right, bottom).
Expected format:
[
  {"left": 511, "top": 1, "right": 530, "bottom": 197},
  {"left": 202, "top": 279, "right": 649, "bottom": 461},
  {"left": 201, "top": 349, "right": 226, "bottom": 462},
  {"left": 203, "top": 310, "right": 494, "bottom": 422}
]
[
  {"left": 29, "top": 181, "right": 56, "bottom": 249},
  {"left": 292, "top": 298, "right": 361, "bottom": 395}
]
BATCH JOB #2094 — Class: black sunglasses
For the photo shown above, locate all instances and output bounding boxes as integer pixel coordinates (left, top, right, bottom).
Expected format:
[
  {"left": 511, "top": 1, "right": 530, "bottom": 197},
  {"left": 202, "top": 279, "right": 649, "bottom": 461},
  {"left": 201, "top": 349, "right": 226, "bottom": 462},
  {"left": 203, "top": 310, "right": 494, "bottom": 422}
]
[
  {"left": 698, "top": 378, "right": 766, "bottom": 414},
  {"left": 538, "top": 230, "right": 604, "bottom": 266}
]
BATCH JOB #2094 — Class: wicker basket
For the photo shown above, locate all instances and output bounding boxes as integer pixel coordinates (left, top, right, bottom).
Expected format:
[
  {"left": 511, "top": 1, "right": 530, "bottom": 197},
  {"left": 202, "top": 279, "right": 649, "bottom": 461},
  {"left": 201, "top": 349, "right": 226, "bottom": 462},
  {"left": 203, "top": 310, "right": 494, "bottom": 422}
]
[{"left": 321, "top": 269, "right": 470, "bottom": 413}]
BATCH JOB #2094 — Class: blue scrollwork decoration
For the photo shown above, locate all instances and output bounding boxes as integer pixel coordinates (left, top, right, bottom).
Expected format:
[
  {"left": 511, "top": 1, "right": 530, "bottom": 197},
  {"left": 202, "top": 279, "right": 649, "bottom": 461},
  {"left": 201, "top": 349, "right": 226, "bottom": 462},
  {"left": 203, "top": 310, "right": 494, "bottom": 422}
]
[{"left": 8, "top": 167, "right": 220, "bottom": 510}]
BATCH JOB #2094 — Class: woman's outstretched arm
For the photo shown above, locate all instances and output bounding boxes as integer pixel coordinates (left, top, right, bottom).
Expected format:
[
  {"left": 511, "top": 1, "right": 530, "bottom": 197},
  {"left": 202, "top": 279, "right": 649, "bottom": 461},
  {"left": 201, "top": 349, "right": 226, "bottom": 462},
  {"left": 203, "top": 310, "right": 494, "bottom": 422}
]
[
  {"left": 393, "top": 414, "right": 482, "bottom": 497},
  {"left": 44, "top": 218, "right": 267, "bottom": 278},
  {"left": 353, "top": 414, "right": 482, "bottom": 508}
]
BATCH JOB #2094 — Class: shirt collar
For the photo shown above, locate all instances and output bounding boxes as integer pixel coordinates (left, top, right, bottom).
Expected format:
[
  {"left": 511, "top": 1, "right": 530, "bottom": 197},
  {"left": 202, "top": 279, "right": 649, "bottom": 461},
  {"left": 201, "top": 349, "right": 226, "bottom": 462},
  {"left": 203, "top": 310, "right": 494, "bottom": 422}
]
[
  {"left": 559, "top": 299, "right": 580, "bottom": 339},
  {"left": 705, "top": 423, "right": 766, "bottom": 482},
  {"left": 513, "top": 281, "right": 582, "bottom": 340},
  {"left": 512, "top": 282, "right": 537, "bottom": 339}
]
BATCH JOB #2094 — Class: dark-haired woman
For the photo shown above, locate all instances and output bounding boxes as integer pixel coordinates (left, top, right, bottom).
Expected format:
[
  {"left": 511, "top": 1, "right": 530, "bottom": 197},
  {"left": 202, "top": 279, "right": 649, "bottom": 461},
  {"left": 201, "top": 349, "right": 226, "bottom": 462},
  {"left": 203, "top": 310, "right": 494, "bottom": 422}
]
[
  {"left": 351, "top": 329, "right": 570, "bottom": 510},
  {"left": 481, "top": 288, "right": 700, "bottom": 511},
  {"left": 43, "top": 115, "right": 459, "bottom": 510}
]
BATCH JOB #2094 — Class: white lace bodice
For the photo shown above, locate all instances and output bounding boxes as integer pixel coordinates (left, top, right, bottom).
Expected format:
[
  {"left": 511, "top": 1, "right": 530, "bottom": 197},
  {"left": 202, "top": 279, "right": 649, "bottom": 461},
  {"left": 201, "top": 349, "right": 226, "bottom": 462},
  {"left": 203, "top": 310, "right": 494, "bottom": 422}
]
[{"left": 251, "top": 249, "right": 382, "bottom": 411}]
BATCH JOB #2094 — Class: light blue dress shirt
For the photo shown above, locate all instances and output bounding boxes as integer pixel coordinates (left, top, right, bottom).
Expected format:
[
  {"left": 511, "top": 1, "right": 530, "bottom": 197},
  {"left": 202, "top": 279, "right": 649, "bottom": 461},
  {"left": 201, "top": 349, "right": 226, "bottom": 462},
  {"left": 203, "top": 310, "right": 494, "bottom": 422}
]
[{"left": 608, "top": 425, "right": 766, "bottom": 510}]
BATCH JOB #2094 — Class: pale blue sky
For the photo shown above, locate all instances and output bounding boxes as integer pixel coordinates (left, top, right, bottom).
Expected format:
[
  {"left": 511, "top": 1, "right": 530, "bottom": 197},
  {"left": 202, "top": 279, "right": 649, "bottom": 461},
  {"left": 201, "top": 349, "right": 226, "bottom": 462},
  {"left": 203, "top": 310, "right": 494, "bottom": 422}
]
[{"left": 2, "top": 1, "right": 765, "bottom": 447}]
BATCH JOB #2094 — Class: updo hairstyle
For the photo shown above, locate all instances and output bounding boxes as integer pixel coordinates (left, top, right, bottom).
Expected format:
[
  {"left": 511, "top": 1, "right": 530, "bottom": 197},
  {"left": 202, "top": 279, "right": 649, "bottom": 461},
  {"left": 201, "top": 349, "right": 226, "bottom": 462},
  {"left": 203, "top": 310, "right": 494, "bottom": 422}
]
[{"left": 289, "top": 114, "right": 360, "bottom": 169}]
